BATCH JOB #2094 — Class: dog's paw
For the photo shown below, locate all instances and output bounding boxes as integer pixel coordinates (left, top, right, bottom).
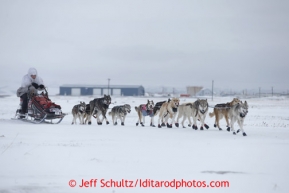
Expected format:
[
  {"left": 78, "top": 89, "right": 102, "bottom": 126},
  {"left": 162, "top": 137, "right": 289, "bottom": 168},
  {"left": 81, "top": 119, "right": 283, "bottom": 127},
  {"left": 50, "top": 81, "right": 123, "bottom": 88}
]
[
  {"left": 214, "top": 124, "right": 217, "bottom": 128},
  {"left": 200, "top": 126, "right": 204, "bottom": 130},
  {"left": 233, "top": 132, "right": 236, "bottom": 135},
  {"left": 106, "top": 121, "right": 109, "bottom": 125},
  {"left": 237, "top": 129, "right": 240, "bottom": 133},
  {"left": 204, "top": 124, "right": 209, "bottom": 129},
  {"left": 158, "top": 124, "right": 161, "bottom": 128},
  {"left": 161, "top": 122, "right": 166, "bottom": 127},
  {"left": 243, "top": 132, "right": 247, "bottom": 136},
  {"left": 175, "top": 123, "right": 179, "bottom": 127},
  {"left": 136, "top": 123, "right": 139, "bottom": 126},
  {"left": 121, "top": 122, "right": 124, "bottom": 126},
  {"left": 227, "top": 127, "right": 230, "bottom": 132},
  {"left": 88, "top": 121, "right": 91, "bottom": 125}
]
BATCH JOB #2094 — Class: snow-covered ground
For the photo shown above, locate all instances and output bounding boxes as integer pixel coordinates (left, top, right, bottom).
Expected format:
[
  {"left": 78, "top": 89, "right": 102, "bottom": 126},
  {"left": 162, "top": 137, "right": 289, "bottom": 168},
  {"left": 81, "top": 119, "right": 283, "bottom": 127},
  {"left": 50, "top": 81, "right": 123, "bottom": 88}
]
[{"left": 1, "top": 95, "right": 289, "bottom": 193}]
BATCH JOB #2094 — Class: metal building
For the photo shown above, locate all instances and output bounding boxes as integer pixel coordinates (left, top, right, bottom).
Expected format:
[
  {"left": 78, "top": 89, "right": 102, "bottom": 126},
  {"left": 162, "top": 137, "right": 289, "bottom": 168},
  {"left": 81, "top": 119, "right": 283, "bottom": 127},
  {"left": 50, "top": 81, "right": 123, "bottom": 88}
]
[{"left": 59, "top": 85, "right": 145, "bottom": 96}]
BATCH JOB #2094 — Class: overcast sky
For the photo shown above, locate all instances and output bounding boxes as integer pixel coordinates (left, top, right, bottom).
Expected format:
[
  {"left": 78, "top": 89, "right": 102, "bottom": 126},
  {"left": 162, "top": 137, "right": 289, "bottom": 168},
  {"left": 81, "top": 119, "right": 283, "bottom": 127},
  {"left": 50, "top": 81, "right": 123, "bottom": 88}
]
[{"left": 0, "top": 0, "right": 289, "bottom": 92}]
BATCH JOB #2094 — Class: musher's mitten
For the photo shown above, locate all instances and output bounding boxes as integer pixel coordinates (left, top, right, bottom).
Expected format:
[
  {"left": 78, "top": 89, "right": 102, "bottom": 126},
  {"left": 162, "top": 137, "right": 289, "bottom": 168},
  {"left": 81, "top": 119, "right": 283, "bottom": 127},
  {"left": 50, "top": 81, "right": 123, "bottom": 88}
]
[
  {"left": 39, "top": 84, "right": 45, "bottom": 89},
  {"left": 32, "top": 83, "right": 39, "bottom": 89}
]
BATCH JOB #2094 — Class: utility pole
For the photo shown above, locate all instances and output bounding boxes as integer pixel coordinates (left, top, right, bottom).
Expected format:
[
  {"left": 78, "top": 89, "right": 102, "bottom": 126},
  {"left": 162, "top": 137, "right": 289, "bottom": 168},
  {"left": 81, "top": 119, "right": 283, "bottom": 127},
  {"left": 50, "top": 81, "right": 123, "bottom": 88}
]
[
  {"left": 108, "top": 78, "right": 110, "bottom": 95},
  {"left": 212, "top": 80, "right": 214, "bottom": 101}
]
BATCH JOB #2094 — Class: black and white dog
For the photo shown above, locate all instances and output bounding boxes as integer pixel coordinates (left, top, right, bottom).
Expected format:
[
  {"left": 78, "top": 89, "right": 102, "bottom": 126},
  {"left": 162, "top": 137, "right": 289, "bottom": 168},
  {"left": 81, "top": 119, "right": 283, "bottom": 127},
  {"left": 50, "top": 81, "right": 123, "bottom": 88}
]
[
  {"left": 109, "top": 104, "right": 131, "bottom": 126},
  {"left": 86, "top": 95, "right": 111, "bottom": 125},
  {"left": 71, "top": 101, "right": 86, "bottom": 125}
]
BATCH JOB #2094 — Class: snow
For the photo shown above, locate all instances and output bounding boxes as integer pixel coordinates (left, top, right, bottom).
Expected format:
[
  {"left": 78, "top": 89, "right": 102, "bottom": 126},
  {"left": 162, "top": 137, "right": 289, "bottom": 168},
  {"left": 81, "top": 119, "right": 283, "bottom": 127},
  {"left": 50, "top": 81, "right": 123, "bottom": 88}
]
[{"left": 1, "top": 95, "right": 289, "bottom": 193}]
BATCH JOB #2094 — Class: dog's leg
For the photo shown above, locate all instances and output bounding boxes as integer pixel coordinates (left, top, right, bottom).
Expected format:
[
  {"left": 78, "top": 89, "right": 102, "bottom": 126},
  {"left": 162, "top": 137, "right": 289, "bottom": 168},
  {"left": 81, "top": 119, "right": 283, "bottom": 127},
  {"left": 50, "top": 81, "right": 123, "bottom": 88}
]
[
  {"left": 188, "top": 114, "right": 193, "bottom": 128},
  {"left": 121, "top": 115, "right": 125, "bottom": 126},
  {"left": 165, "top": 115, "right": 171, "bottom": 128},
  {"left": 158, "top": 110, "right": 163, "bottom": 128},
  {"left": 112, "top": 113, "right": 117, "bottom": 125},
  {"left": 225, "top": 113, "right": 230, "bottom": 132},
  {"left": 215, "top": 112, "right": 222, "bottom": 130},
  {"left": 141, "top": 115, "right": 145, "bottom": 127},
  {"left": 237, "top": 119, "right": 246, "bottom": 136},
  {"left": 231, "top": 118, "right": 236, "bottom": 135},
  {"left": 192, "top": 115, "right": 198, "bottom": 130},
  {"left": 175, "top": 111, "right": 181, "bottom": 128},
  {"left": 88, "top": 104, "right": 94, "bottom": 125},
  {"left": 199, "top": 115, "right": 204, "bottom": 130},
  {"left": 72, "top": 114, "right": 76, "bottom": 125},
  {"left": 171, "top": 112, "right": 177, "bottom": 126},
  {"left": 150, "top": 116, "right": 155, "bottom": 127},
  {"left": 181, "top": 114, "right": 186, "bottom": 128},
  {"left": 104, "top": 109, "right": 109, "bottom": 125}
]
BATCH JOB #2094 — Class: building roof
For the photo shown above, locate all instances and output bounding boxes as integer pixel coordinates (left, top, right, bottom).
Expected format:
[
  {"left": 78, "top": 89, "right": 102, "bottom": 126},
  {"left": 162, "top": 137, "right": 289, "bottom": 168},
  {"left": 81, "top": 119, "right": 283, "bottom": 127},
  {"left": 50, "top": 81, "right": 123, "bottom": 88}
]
[{"left": 60, "top": 84, "right": 144, "bottom": 89}]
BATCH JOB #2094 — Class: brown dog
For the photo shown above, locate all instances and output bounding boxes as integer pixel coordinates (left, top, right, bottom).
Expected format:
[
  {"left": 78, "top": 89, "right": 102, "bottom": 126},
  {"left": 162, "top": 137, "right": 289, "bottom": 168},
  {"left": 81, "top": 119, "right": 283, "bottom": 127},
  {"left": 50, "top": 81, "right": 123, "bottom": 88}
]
[
  {"left": 157, "top": 97, "right": 180, "bottom": 128},
  {"left": 209, "top": 98, "right": 241, "bottom": 131}
]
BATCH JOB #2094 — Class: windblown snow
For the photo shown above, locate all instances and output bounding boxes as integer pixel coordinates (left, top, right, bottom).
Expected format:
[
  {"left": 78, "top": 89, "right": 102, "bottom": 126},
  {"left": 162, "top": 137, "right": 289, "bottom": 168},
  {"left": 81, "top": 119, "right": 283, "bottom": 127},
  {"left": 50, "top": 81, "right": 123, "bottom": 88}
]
[{"left": 1, "top": 95, "right": 289, "bottom": 193}]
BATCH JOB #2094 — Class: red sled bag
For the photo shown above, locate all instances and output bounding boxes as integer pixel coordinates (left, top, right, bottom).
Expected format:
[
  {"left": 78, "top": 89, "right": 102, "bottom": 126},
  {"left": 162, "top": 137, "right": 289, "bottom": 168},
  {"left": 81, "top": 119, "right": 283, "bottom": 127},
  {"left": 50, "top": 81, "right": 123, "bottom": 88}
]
[{"left": 33, "top": 95, "right": 61, "bottom": 109}]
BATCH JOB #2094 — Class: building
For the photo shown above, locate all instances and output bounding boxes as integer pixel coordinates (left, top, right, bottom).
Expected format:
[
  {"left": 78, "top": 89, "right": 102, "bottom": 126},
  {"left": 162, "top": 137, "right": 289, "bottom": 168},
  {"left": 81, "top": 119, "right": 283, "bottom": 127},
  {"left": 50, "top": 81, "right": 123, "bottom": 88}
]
[
  {"left": 186, "top": 86, "right": 203, "bottom": 96},
  {"left": 59, "top": 85, "right": 145, "bottom": 96}
]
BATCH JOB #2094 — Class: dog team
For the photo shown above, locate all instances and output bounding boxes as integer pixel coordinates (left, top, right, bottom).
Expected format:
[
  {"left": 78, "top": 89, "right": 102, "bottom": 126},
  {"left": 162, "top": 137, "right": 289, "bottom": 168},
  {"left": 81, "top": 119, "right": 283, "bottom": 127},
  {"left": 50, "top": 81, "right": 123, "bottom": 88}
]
[{"left": 71, "top": 95, "right": 249, "bottom": 136}]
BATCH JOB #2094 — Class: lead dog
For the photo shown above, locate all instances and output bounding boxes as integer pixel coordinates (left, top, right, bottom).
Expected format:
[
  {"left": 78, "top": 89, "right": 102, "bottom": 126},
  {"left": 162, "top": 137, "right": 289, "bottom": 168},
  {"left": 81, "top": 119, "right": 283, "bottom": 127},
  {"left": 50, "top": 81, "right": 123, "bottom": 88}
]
[
  {"left": 158, "top": 97, "right": 180, "bottom": 128},
  {"left": 228, "top": 101, "right": 249, "bottom": 136},
  {"left": 135, "top": 100, "right": 155, "bottom": 127},
  {"left": 109, "top": 104, "right": 131, "bottom": 126},
  {"left": 71, "top": 101, "right": 86, "bottom": 125},
  {"left": 209, "top": 98, "right": 241, "bottom": 131}
]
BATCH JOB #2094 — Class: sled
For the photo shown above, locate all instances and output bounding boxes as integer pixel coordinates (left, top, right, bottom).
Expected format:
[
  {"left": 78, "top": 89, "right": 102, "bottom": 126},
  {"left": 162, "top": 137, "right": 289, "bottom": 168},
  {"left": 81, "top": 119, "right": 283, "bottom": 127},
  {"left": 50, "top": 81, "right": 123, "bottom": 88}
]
[{"left": 12, "top": 87, "right": 66, "bottom": 124}]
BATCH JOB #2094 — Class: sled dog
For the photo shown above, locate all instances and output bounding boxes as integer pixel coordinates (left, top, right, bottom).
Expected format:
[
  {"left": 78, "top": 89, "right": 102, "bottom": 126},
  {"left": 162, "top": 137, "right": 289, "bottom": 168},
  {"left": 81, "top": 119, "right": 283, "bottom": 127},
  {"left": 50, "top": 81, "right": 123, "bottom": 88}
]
[
  {"left": 71, "top": 101, "right": 86, "bottom": 125},
  {"left": 228, "top": 101, "right": 249, "bottom": 136},
  {"left": 135, "top": 100, "right": 155, "bottom": 127},
  {"left": 86, "top": 95, "right": 111, "bottom": 125},
  {"left": 109, "top": 104, "right": 131, "bottom": 126},
  {"left": 153, "top": 100, "right": 170, "bottom": 126},
  {"left": 158, "top": 97, "right": 180, "bottom": 128},
  {"left": 176, "top": 99, "right": 209, "bottom": 130},
  {"left": 209, "top": 98, "right": 241, "bottom": 131}
]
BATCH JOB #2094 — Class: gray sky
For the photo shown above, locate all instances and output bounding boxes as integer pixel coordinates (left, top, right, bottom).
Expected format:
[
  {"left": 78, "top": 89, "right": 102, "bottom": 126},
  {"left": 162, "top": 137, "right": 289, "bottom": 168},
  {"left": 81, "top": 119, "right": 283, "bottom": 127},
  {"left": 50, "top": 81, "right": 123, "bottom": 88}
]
[{"left": 1, "top": 0, "right": 289, "bottom": 92}]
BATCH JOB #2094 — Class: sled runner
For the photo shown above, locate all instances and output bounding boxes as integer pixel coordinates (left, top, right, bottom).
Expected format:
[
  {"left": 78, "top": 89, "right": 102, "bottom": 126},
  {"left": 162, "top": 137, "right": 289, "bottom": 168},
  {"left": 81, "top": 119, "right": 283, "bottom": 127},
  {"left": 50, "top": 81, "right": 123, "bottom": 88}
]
[{"left": 12, "top": 87, "right": 66, "bottom": 124}]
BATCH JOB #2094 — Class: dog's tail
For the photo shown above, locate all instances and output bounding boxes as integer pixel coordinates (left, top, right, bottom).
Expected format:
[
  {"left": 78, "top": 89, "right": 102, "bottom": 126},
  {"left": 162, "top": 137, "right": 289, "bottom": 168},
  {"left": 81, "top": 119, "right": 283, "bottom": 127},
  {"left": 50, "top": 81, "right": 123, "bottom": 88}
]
[
  {"left": 135, "top": 106, "right": 139, "bottom": 112},
  {"left": 209, "top": 112, "right": 215, "bottom": 118}
]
